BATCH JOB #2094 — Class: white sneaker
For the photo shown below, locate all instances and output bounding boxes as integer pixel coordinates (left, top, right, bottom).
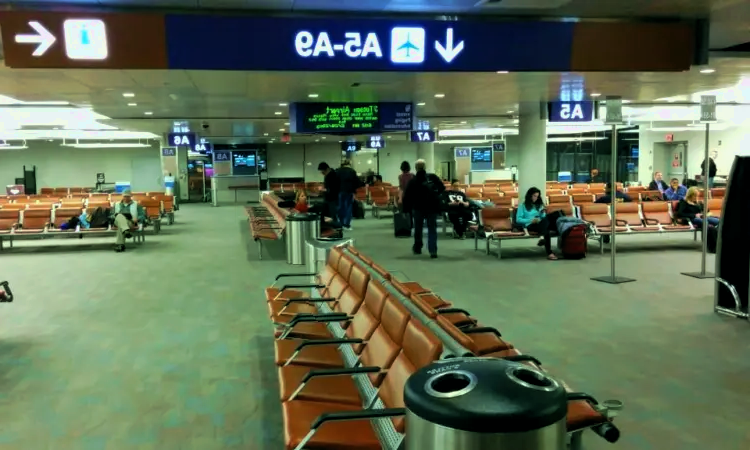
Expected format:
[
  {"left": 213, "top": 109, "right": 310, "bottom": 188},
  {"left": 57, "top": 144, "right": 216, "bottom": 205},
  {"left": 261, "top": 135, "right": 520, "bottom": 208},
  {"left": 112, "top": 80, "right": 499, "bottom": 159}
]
[{"left": 344, "top": 226, "right": 352, "bottom": 231}]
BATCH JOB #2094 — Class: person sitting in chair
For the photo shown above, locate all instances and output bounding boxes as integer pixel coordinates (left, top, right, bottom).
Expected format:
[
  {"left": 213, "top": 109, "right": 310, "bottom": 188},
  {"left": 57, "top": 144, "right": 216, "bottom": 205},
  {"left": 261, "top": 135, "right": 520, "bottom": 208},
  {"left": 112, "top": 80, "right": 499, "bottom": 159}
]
[
  {"left": 663, "top": 178, "right": 687, "bottom": 201},
  {"left": 676, "top": 187, "right": 719, "bottom": 229},
  {"left": 443, "top": 180, "right": 472, "bottom": 239},
  {"left": 112, "top": 190, "right": 138, "bottom": 253}
]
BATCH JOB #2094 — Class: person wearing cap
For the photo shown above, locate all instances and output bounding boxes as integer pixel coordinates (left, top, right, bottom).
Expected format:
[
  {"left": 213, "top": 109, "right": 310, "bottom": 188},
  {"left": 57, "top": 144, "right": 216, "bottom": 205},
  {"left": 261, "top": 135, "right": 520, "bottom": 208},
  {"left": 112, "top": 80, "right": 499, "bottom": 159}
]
[{"left": 112, "top": 190, "right": 138, "bottom": 252}]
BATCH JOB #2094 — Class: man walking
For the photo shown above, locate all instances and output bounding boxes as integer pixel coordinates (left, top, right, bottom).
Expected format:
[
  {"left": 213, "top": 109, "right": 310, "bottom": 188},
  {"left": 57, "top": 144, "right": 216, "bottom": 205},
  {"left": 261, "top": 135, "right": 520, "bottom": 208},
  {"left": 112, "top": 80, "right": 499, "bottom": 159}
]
[
  {"left": 701, "top": 150, "right": 718, "bottom": 188},
  {"left": 318, "top": 162, "right": 340, "bottom": 222},
  {"left": 336, "top": 160, "right": 360, "bottom": 230},
  {"left": 403, "top": 159, "right": 445, "bottom": 258}
]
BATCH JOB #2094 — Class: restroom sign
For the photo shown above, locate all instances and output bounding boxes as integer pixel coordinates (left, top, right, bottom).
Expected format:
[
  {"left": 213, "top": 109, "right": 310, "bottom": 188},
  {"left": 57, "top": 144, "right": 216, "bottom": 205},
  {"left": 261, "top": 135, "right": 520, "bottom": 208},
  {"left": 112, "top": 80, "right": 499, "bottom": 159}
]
[{"left": 168, "top": 132, "right": 195, "bottom": 147}]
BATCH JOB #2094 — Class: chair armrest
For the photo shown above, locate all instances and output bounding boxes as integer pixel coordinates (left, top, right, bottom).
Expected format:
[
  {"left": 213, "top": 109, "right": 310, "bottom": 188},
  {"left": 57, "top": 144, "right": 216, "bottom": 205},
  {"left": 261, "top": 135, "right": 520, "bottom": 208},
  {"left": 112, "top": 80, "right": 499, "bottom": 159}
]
[
  {"left": 502, "top": 354, "right": 542, "bottom": 367},
  {"left": 615, "top": 219, "right": 628, "bottom": 226},
  {"left": 436, "top": 308, "right": 472, "bottom": 316},
  {"left": 284, "top": 313, "right": 350, "bottom": 328},
  {"left": 275, "top": 272, "right": 317, "bottom": 281},
  {"left": 294, "top": 338, "right": 364, "bottom": 353},
  {"left": 310, "top": 408, "right": 406, "bottom": 431},
  {"left": 279, "top": 284, "right": 325, "bottom": 293},
  {"left": 462, "top": 326, "right": 502, "bottom": 337},
  {"left": 643, "top": 218, "right": 659, "bottom": 225},
  {"left": 283, "top": 297, "right": 336, "bottom": 307},
  {"left": 300, "top": 366, "right": 380, "bottom": 384}
]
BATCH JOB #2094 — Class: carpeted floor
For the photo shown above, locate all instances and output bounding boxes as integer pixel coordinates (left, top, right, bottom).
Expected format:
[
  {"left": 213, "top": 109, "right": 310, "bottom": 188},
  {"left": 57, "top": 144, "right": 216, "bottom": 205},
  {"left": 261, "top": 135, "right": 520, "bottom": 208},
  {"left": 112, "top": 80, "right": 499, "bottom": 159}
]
[{"left": 0, "top": 204, "right": 748, "bottom": 449}]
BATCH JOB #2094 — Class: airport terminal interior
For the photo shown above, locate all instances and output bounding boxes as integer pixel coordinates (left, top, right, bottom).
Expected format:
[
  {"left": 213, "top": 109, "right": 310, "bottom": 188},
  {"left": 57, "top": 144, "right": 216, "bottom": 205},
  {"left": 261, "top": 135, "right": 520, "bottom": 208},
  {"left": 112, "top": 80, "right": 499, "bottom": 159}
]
[{"left": 1, "top": 1, "right": 750, "bottom": 449}]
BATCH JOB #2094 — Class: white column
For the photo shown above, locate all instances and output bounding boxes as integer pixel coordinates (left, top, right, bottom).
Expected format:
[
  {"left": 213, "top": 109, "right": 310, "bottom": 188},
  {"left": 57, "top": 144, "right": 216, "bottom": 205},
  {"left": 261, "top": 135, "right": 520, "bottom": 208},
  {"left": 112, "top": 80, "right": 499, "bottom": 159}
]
[
  {"left": 517, "top": 102, "right": 547, "bottom": 197},
  {"left": 417, "top": 142, "right": 435, "bottom": 173}
]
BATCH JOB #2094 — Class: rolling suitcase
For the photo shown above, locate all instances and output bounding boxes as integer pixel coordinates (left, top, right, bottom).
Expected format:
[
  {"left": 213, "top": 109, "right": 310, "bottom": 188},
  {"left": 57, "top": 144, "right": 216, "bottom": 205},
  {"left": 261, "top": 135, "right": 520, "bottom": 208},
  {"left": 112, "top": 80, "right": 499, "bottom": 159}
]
[
  {"left": 353, "top": 200, "right": 365, "bottom": 219},
  {"left": 707, "top": 225, "right": 718, "bottom": 254},
  {"left": 559, "top": 225, "right": 587, "bottom": 259},
  {"left": 394, "top": 212, "right": 412, "bottom": 238}
]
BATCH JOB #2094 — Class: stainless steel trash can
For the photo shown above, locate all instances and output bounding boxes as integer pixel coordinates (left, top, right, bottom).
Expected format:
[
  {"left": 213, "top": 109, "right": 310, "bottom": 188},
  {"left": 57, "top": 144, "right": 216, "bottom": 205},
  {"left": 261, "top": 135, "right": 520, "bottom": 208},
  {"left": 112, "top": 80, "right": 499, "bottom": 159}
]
[
  {"left": 305, "top": 237, "right": 355, "bottom": 283},
  {"left": 404, "top": 357, "right": 567, "bottom": 450},
  {"left": 285, "top": 213, "right": 320, "bottom": 265}
]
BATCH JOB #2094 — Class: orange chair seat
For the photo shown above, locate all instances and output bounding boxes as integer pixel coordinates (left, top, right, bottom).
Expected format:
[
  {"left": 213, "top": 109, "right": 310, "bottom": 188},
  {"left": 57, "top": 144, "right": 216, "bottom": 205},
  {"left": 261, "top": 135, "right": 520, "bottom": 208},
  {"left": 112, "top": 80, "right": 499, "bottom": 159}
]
[
  {"left": 398, "top": 281, "right": 429, "bottom": 295},
  {"left": 279, "top": 365, "right": 362, "bottom": 404},
  {"left": 567, "top": 400, "right": 610, "bottom": 432},
  {"left": 266, "top": 287, "right": 308, "bottom": 302},
  {"left": 489, "top": 231, "right": 527, "bottom": 238},
  {"left": 14, "top": 228, "right": 45, "bottom": 234},
  {"left": 596, "top": 227, "right": 628, "bottom": 234},
  {"left": 274, "top": 339, "right": 344, "bottom": 368},
  {"left": 283, "top": 401, "right": 380, "bottom": 450},
  {"left": 268, "top": 301, "right": 319, "bottom": 319},
  {"left": 662, "top": 224, "right": 692, "bottom": 231}
]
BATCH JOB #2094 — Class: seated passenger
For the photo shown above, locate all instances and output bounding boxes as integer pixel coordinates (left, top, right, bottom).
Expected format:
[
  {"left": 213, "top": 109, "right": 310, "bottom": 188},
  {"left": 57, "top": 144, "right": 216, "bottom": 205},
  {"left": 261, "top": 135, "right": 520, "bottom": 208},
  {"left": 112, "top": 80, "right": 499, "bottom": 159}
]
[
  {"left": 294, "top": 190, "right": 310, "bottom": 213},
  {"left": 112, "top": 190, "right": 138, "bottom": 253},
  {"left": 516, "top": 187, "right": 557, "bottom": 261},
  {"left": 595, "top": 183, "right": 632, "bottom": 204},
  {"left": 676, "top": 187, "right": 719, "bottom": 228},
  {"left": 444, "top": 179, "right": 472, "bottom": 239},
  {"left": 663, "top": 178, "right": 687, "bottom": 201}
]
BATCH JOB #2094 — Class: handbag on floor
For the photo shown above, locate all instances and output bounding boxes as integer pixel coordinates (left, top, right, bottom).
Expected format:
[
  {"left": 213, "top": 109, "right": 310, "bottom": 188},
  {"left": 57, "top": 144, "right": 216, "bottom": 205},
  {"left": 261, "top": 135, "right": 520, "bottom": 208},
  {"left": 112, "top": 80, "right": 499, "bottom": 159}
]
[
  {"left": 394, "top": 212, "right": 412, "bottom": 238},
  {"left": 353, "top": 200, "right": 365, "bottom": 219},
  {"left": 707, "top": 226, "right": 718, "bottom": 254}
]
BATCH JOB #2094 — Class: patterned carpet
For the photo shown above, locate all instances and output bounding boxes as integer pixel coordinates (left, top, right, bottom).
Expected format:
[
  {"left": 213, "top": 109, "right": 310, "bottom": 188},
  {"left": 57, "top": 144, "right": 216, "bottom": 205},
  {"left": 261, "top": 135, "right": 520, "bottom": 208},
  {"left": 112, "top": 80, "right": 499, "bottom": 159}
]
[{"left": 0, "top": 204, "right": 748, "bottom": 449}]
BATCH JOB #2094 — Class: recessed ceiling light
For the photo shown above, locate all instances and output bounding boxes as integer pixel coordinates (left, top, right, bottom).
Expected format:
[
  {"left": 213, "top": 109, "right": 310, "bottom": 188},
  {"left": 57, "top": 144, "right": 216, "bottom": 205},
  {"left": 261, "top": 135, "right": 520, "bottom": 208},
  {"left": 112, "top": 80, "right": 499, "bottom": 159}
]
[
  {"left": 144, "top": 111, "right": 153, "bottom": 115},
  {"left": 622, "top": 100, "right": 632, "bottom": 104},
  {"left": 274, "top": 111, "right": 282, "bottom": 115},
  {"left": 315, "top": 139, "right": 320, "bottom": 142},
  {"left": 387, "top": 136, "right": 392, "bottom": 138},
  {"left": 308, "top": 93, "right": 319, "bottom": 98},
  {"left": 284, "top": 122, "right": 290, "bottom": 126},
  {"left": 263, "top": 133, "right": 269, "bottom": 136},
  {"left": 506, "top": 110, "right": 514, "bottom": 114},
  {"left": 513, "top": 119, "right": 519, "bottom": 124},
  {"left": 279, "top": 102, "right": 288, "bottom": 106},
  {"left": 417, "top": 102, "right": 426, "bottom": 106},
  {"left": 496, "top": 71, "right": 509, "bottom": 74},
  {"left": 286, "top": 142, "right": 290, "bottom": 145},
  {"left": 700, "top": 68, "right": 715, "bottom": 74},
  {"left": 590, "top": 93, "right": 602, "bottom": 97},
  {"left": 127, "top": 103, "right": 137, "bottom": 106},
  {"left": 123, "top": 93, "right": 135, "bottom": 97},
  {"left": 460, "top": 121, "right": 467, "bottom": 124},
  {"left": 279, "top": 128, "right": 285, "bottom": 132},
  {"left": 434, "top": 93, "right": 445, "bottom": 98},
  {"left": 321, "top": 136, "right": 326, "bottom": 139}
]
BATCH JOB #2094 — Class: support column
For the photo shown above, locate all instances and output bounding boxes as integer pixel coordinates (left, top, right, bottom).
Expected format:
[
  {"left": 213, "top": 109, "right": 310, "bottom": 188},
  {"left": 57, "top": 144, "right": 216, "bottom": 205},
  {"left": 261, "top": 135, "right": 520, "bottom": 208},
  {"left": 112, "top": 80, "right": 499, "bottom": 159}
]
[
  {"left": 176, "top": 147, "right": 189, "bottom": 202},
  {"left": 517, "top": 102, "right": 547, "bottom": 197},
  {"left": 417, "top": 142, "right": 435, "bottom": 173}
]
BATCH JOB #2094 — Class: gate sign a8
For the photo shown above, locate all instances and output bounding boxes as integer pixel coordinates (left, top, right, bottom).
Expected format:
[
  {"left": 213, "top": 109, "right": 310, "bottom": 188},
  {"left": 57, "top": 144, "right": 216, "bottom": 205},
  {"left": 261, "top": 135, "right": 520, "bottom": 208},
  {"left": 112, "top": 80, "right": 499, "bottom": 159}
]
[{"left": 168, "top": 132, "right": 196, "bottom": 147}]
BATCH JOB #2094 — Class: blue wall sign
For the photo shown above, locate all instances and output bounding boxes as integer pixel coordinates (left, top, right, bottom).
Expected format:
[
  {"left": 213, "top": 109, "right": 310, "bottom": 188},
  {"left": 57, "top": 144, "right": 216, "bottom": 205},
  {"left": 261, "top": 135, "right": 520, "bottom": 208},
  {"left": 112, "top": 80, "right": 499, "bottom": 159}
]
[
  {"left": 165, "top": 16, "right": 574, "bottom": 72},
  {"left": 410, "top": 130, "right": 435, "bottom": 142},
  {"left": 168, "top": 132, "right": 196, "bottom": 147},
  {"left": 493, "top": 142, "right": 506, "bottom": 152},
  {"left": 161, "top": 147, "right": 176, "bottom": 157},
  {"left": 341, "top": 141, "right": 362, "bottom": 152},
  {"left": 194, "top": 141, "right": 213, "bottom": 153},
  {"left": 547, "top": 101, "right": 596, "bottom": 123},
  {"left": 213, "top": 150, "right": 231, "bottom": 162},
  {"left": 367, "top": 135, "right": 385, "bottom": 149},
  {"left": 290, "top": 102, "right": 412, "bottom": 134},
  {"left": 455, "top": 147, "right": 470, "bottom": 157}
]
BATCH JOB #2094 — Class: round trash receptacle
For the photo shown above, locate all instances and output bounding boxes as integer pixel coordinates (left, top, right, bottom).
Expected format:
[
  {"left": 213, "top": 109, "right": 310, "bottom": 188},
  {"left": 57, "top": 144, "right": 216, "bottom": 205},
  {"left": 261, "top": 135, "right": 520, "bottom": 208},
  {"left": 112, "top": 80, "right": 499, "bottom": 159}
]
[
  {"left": 285, "top": 213, "right": 320, "bottom": 265},
  {"left": 404, "top": 357, "right": 568, "bottom": 450}
]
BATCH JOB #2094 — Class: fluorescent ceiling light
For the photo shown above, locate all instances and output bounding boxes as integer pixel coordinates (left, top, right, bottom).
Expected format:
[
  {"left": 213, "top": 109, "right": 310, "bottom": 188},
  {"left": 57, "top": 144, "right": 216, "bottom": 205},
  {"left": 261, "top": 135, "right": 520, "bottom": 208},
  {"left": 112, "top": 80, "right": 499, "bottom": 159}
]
[
  {"left": 590, "top": 93, "right": 601, "bottom": 97},
  {"left": 547, "top": 137, "right": 607, "bottom": 142},
  {"left": 123, "top": 93, "right": 135, "bottom": 97},
  {"left": 263, "top": 133, "right": 269, "bottom": 136},
  {"left": 434, "top": 93, "right": 445, "bottom": 98},
  {"left": 0, "top": 145, "right": 28, "bottom": 150},
  {"left": 279, "top": 128, "right": 285, "bottom": 132},
  {"left": 284, "top": 122, "right": 290, "bottom": 125},
  {"left": 437, "top": 139, "right": 492, "bottom": 145},
  {"left": 439, "top": 128, "right": 514, "bottom": 137},
  {"left": 308, "top": 93, "right": 319, "bottom": 98},
  {"left": 127, "top": 103, "right": 137, "bottom": 106},
  {"left": 65, "top": 143, "right": 151, "bottom": 148},
  {"left": 417, "top": 102, "right": 426, "bottom": 106},
  {"left": 700, "top": 68, "right": 715, "bottom": 74},
  {"left": 0, "top": 130, "right": 158, "bottom": 140},
  {"left": 496, "top": 71, "right": 509, "bottom": 74},
  {"left": 274, "top": 111, "right": 282, "bottom": 115},
  {"left": 279, "top": 102, "right": 288, "bottom": 106}
]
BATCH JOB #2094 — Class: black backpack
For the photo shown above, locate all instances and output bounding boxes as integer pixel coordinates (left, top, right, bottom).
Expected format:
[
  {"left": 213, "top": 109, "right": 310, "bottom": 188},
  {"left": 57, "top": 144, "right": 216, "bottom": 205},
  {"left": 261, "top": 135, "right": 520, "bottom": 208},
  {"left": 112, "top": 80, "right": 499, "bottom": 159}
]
[{"left": 89, "top": 207, "right": 111, "bottom": 228}]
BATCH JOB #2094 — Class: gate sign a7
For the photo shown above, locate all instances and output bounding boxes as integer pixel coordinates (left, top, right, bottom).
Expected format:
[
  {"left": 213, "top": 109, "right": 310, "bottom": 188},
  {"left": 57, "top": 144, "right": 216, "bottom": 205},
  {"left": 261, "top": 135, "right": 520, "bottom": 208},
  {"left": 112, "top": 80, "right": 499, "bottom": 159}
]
[{"left": 168, "top": 132, "right": 196, "bottom": 147}]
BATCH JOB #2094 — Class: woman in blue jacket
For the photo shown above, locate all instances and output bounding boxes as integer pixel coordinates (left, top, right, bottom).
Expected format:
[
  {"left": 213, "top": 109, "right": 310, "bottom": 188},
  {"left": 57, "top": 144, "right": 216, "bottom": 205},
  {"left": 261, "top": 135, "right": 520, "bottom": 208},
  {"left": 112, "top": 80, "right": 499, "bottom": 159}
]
[{"left": 516, "top": 187, "right": 558, "bottom": 260}]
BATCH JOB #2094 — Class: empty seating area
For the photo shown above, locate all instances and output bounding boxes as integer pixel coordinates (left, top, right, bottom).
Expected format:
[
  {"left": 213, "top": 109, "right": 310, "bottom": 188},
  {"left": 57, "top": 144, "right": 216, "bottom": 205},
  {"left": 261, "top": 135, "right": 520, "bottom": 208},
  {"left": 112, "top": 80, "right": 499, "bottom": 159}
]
[
  {"left": 265, "top": 245, "right": 621, "bottom": 449},
  {"left": 246, "top": 192, "right": 290, "bottom": 259},
  {"left": 0, "top": 190, "right": 176, "bottom": 250}
]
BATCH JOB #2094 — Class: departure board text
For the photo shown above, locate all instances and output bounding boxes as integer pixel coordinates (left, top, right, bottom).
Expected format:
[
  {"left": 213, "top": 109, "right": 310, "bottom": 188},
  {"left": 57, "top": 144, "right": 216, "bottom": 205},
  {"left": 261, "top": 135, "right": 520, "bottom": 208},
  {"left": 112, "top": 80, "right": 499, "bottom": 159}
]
[{"left": 305, "top": 104, "right": 379, "bottom": 131}]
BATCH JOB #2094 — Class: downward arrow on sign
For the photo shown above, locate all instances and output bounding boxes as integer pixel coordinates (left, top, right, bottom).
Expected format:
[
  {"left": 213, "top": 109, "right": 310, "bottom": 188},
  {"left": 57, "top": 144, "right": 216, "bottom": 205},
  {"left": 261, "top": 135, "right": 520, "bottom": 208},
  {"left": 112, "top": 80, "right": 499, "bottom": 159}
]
[{"left": 434, "top": 28, "right": 464, "bottom": 63}]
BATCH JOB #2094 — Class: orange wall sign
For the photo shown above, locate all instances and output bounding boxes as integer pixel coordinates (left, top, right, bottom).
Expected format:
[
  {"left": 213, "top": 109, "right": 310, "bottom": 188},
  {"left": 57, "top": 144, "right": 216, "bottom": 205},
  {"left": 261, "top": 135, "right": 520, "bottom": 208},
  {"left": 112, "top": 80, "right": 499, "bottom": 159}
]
[{"left": 0, "top": 11, "right": 168, "bottom": 69}]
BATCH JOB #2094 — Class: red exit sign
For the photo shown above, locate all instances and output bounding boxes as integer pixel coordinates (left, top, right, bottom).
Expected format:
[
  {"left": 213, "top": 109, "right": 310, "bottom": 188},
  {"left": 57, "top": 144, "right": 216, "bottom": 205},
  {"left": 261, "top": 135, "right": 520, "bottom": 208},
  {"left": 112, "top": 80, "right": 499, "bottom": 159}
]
[{"left": 665, "top": 134, "right": 674, "bottom": 142}]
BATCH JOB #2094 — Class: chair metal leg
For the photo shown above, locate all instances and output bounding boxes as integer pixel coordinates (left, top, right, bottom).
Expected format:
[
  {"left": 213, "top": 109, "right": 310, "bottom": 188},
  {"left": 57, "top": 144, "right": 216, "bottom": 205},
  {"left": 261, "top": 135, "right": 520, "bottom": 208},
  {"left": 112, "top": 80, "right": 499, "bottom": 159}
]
[
  {"left": 497, "top": 240, "right": 502, "bottom": 259},
  {"left": 569, "top": 430, "right": 584, "bottom": 450},
  {"left": 257, "top": 240, "right": 263, "bottom": 260}
]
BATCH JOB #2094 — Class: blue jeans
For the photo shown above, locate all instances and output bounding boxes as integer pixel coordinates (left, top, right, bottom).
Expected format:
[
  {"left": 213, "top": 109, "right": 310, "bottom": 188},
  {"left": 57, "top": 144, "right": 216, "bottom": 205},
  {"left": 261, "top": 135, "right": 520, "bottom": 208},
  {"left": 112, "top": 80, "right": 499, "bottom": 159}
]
[
  {"left": 338, "top": 192, "right": 354, "bottom": 227},
  {"left": 413, "top": 211, "right": 438, "bottom": 255},
  {"left": 708, "top": 177, "right": 715, "bottom": 189},
  {"left": 692, "top": 216, "right": 719, "bottom": 228}
]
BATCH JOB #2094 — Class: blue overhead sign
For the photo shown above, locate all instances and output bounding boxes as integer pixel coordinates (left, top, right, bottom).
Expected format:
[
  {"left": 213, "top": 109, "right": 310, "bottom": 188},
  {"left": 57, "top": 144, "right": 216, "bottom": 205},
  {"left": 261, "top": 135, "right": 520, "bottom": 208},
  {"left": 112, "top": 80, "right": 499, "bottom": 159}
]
[
  {"left": 410, "top": 130, "right": 435, "bottom": 142},
  {"left": 213, "top": 150, "right": 231, "bottom": 162},
  {"left": 165, "top": 16, "right": 574, "bottom": 72},
  {"left": 547, "top": 101, "right": 596, "bottom": 123},
  {"left": 168, "top": 132, "right": 196, "bottom": 147}
]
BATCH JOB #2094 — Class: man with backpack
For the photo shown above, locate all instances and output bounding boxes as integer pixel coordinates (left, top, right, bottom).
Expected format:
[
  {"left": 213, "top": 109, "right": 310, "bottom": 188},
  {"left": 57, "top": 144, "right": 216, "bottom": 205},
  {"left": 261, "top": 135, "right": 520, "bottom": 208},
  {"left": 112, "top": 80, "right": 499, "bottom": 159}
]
[
  {"left": 336, "top": 160, "right": 362, "bottom": 231},
  {"left": 402, "top": 159, "right": 445, "bottom": 258}
]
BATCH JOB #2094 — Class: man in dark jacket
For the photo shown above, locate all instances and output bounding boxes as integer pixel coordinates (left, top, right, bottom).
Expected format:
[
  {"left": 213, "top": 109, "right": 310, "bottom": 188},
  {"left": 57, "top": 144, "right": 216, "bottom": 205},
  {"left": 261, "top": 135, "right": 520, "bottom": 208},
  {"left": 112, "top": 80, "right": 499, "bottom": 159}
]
[
  {"left": 403, "top": 159, "right": 445, "bottom": 258},
  {"left": 648, "top": 171, "right": 669, "bottom": 193},
  {"left": 336, "top": 160, "right": 361, "bottom": 230},
  {"left": 701, "top": 150, "right": 718, "bottom": 188},
  {"left": 318, "top": 162, "right": 340, "bottom": 221}
]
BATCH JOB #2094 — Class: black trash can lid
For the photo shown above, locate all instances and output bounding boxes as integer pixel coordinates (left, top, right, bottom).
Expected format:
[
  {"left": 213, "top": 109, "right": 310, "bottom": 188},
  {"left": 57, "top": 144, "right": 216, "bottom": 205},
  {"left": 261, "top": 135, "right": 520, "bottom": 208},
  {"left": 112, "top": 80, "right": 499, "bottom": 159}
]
[
  {"left": 404, "top": 357, "right": 567, "bottom": 433},
  {"left": 287, "top": 212, "right": 319, "bottom": 222}
]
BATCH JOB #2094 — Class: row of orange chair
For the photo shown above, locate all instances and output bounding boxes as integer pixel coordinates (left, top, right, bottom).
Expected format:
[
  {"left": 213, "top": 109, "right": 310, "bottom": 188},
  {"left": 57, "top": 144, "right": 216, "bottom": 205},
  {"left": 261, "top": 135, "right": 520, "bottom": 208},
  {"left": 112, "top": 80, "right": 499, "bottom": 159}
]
[{"left": 266, "top": 245, "right": 620, "bottom": 449}]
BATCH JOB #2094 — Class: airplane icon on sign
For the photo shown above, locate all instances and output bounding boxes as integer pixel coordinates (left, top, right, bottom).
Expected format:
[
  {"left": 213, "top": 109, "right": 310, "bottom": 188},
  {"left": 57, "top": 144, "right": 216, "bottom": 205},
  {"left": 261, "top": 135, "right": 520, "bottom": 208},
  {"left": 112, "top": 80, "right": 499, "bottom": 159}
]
[
  {"left": 390, "top": 27, "right": 425, "bottom": 64},
  {"left": 397, "top": 34, "right": 419, "bottom": 58}
]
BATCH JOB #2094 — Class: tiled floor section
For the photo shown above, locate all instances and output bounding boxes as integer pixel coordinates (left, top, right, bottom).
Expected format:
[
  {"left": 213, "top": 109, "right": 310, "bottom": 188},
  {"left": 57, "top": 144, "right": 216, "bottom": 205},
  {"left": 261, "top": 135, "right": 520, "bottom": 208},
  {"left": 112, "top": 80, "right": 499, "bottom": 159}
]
[{"left": 1, "top": 205, "right": 749, "bottom": 450}]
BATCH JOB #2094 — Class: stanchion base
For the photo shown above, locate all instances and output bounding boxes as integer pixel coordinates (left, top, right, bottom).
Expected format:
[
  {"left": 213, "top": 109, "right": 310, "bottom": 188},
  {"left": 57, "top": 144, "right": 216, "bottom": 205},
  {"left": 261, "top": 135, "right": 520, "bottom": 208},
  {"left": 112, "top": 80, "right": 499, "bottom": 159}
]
[
  {"left": 681, "top": 271, "right": 715, "bottom": 279},
  {"left": 591, "top": 276, "right": 636, "bottom": 284}
]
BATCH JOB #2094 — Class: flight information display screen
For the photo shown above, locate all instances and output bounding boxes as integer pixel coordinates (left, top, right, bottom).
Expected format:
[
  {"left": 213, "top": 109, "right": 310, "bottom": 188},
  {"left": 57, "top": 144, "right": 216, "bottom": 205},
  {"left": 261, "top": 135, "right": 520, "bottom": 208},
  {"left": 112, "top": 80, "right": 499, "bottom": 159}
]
[
  {"left": 470, "top": 147, "right": 493, "bottom": 172},
  {"left": 290, "top": 102, "right": 412, "bottom": 134},
  {"left": 232, "top": 151, "right": 258, "bottom": 175}
]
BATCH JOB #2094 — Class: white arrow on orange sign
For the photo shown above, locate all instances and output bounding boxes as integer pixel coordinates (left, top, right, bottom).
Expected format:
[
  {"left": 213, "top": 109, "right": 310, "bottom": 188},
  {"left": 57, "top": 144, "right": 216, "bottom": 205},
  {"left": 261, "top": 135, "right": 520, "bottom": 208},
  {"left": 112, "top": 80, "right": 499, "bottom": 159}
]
[{"left": 14, "top": 21, "right": 56, "bottom": 57}]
